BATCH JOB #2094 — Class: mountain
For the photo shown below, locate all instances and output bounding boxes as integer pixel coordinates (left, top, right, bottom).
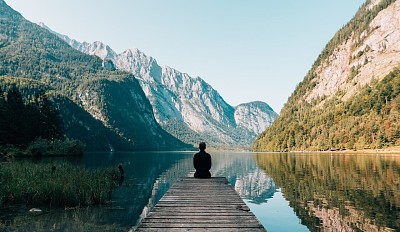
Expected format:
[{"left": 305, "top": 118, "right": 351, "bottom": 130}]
[
  {"left": 0, "top": 0, "right": 190, "bottom": 151},
  {"left": 41, "top": 25, "right": 278, "bottom": 147},
  {"left": 256, "top": 153, "right": 400, "bottom": 231},
  {"left": 254, "top": 0, "right": 400, "bottom": 151}
]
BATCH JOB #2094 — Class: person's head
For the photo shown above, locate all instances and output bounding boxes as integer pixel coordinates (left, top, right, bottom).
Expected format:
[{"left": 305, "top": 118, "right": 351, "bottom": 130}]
[{"left": 199, "top": 142, "right": 206, "bottom": 151}]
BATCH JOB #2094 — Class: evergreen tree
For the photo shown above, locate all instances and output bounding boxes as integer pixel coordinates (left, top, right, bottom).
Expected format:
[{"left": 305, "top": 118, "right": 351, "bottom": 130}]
[
  {"left": 0, "top": 88, "right": 6, "bottom": 145},
  {"left": 0, "top": 86, "right": 63, "bottom": 146},
  {"left": 36, "top": 90, "right": 62, "bottom": 140},
  {"left": 4, "top": 85, "right": 26, "bottom": 145}
]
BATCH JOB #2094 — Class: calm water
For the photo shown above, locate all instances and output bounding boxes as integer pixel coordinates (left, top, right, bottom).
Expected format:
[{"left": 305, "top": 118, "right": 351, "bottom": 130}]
[{"left": 1, "top": 152, "right": 400, "bottom": 232}]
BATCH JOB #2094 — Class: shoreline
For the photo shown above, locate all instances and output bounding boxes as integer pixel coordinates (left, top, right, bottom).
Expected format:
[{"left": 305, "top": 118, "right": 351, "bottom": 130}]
[{"left": 288, "top": 146, "right": 400, "bottom": 154}]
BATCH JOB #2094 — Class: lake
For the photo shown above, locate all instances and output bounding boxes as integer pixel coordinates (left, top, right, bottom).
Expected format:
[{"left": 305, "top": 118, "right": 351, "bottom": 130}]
[{"left": 1, "top": 151, "right": 399, "bottom": 232}]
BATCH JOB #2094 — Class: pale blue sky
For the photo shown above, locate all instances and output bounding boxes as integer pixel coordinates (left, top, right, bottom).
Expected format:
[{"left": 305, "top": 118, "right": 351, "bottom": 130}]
[{"left": 6, "top": 0, "right": 365, "bottom": 113}]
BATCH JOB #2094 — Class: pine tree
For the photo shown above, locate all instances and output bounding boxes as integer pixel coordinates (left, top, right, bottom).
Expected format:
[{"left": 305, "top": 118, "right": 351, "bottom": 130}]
[
  {"left": 36, "top": 90, "right": 62, "bottom": 140},
  {"left": 0, "top": 88, "right": 6, "bottom": 145},
  {"left": 4, "top": 85, "right": 27, "bottom": 145}
]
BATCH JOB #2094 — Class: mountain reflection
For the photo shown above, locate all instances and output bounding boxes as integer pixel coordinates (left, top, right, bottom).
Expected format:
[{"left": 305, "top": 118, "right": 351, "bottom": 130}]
[
  {"left": 1, "top": 152, "right": 279, "bottom": 231},
  {"left": 255, "top": 153, "right": 400, "bottom": 232},
  {"left": 139, "top": 151, "right": 278, "bottom": 221},
  {"left": 210, "top": 152, "right": 277, "bottom": 204}
]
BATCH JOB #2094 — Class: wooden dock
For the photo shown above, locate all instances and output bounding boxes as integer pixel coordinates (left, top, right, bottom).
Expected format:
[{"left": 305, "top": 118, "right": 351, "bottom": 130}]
[{"left": 135, "top": 177, "right": 266, "bottom": 231}]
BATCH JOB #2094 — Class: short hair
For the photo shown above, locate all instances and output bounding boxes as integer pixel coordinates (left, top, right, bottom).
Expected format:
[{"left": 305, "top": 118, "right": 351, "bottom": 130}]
[{"left": 199, "top": 142, "right": 206, "bottom": 150}]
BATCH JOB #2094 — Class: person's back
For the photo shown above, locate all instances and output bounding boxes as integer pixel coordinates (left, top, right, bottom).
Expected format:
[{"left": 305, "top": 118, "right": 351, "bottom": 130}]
[{"left": 193, "top": 142, "right": 212, "bottom": 178}]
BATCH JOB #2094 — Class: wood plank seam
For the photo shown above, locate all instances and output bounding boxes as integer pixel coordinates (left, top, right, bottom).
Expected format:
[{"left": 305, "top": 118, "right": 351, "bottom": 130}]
[{"left": 134, "top": 177, "right": 267, "bottom": 231}]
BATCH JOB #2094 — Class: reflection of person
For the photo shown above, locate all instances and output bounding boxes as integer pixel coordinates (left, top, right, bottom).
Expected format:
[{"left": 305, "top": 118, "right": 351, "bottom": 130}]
[
  {"left": 193, "top": 142, "right": 212, "bottom": 178},
  {"left": 118, "top": 163, "right": 125, "bottom": 186},
  {"left": 118, "top": 164, "right": 125, "bottom": 178}
]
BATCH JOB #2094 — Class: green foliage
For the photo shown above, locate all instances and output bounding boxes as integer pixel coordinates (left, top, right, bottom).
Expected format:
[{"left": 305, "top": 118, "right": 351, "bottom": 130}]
[
  {"left": 0, "top": 79, "right": 86, "bottom": 156},
  {"left": 313, "top": 0, "right": 395, "bottom": 69},
  {"left": 0, "top": 161, "right": 118, "bottom": 207},
  {"left": 27, "top": 138, "right": 84, "bottom": 156},
  {"left": 162, "top": 118, "right": 228, "bottom": 147},
  {"left": 254, "top": 1, "right": 399, "bottom": 152},
  {"left": 0, "top": 0, "right": 191, "bottom": 151},
  {"left": 288, "top": 0, "right": 396, "bottom": 110},
  {"left": 256, "top": 153, "right": 400, "bottom": 231},
  {"left": 75, "top": 77, "right": 191, "bottom": 151},
  {"left": 0, "top": 85, "right": 62, "bottom": 146},
  {"left": 254, "top": 68, "right": 400, "bottom": 151}
]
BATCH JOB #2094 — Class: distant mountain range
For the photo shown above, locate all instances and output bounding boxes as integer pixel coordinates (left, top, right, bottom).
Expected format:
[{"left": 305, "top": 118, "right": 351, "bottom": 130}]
[
  {"left": 0, "top": 0, "right": 277, "bottom": 150},
  {"left": 0, "top": 0, "right": 188, "bottom": 151},
  {"left": 39, "top": 23, "right": 278, "bottom": 147},
  {"left": 254, "top": 0, "right": 400, "bottom": 151}
]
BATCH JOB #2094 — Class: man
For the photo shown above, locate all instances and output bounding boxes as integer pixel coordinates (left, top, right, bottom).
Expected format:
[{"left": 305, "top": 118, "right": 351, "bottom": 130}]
[{"left": 193, "top": 142, "right": 212, "bottom": 178}]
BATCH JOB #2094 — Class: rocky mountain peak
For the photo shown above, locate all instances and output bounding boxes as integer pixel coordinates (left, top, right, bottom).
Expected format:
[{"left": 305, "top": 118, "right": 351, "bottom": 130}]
[
  {"left": 84, "top": 41, "right": 116, "bottom": 60},
  {"left": 235, "top": 101, "right": 278, "bottom": 135},
  {"left": 41, "top": 25, "right": 278, "bottom": 147},
  {"left": 0, "top": 1, "right": 189, "bottom": 151},
  {"left": 37, "top": 23, "right": 116, "bottom": 60},
  {"left": 116, "top": 48, "right": 161, "bottom": 83}
]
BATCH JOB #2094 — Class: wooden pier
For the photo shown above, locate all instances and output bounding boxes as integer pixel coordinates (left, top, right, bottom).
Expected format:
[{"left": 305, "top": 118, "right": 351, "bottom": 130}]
[{"left": 135, "top": 177, "right": 266, "bottom": 231}]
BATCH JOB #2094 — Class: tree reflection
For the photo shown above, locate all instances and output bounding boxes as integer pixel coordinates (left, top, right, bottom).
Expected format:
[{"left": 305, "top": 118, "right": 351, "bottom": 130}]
[{"left": 255, "top": 153, "right": 400, "bottom": 232}]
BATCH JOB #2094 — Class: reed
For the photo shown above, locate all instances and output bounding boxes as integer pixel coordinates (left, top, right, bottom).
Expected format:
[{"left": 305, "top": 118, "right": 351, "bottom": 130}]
[{"left": 0, "top": 161, "right": 118, "bottom": 207}]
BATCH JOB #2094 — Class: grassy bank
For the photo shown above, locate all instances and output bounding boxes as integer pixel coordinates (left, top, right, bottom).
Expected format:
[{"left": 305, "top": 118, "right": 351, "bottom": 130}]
[{"left": 0, "top": 161, "right": 118, "bottom": 207}]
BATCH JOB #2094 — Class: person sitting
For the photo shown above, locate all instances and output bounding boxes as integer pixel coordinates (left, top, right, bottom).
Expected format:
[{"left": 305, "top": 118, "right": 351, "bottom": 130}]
[{"left": 193, "top": 142, "right": 212, "bottom": 178}]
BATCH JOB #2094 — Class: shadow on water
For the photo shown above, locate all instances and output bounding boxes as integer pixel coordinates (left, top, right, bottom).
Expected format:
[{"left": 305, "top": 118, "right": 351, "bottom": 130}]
[{"left": 254, "top": 152, "right": 400, "bottom": 232}]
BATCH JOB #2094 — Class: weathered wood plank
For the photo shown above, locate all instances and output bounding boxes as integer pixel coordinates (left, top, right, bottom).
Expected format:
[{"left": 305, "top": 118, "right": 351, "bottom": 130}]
[
  {"left": 141, "top": 219, "right": 262, "bottom": 224},
  {"left": 135, "top": 228, "right": 266, "bottom": 232},
  {"left": 135, "top": 177, "right": 266, "bottom": 231},
  {"left": 143, "top": 215, "right": 256, "bottom": 219},
  {"left": 147, "top": 213, "right": 253, "bottom": 217},
  {"left": 138, "top": 223, "right": 264, "bottom": 228}
]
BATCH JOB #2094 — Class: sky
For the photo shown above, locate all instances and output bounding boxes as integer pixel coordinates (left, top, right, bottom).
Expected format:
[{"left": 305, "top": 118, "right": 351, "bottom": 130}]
[{"left": 5, "top": 0, "right": 365, "bottom": 113}]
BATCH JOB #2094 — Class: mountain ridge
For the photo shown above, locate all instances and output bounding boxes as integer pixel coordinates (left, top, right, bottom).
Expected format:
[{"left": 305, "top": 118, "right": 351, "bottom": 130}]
[
  {"left": 254, "top": 0, "right": 400, "bottom": 151},
  {"left": 0, "top": 1, "right": 190, "bottom": 151},
  {"left": 41, "top": 24, "right": 278, "bottom": 147}
]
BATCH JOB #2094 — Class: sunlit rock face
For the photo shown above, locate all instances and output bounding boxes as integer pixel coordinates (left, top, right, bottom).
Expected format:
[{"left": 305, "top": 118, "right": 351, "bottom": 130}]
[
  {"left": 306, "top": 0, "right": 400, "bottom": 103},
  {"left": 0, "top": 1, "right": 188, "bottom": 151},
  {"left": 43, "top": 24, "right": 278, "bottom": 147},
  {"left": 253, "top": 0, "right": 400, "bottom": 152},
  {"left": 234, "top": 102, "right": 278, "bottom": 135}
]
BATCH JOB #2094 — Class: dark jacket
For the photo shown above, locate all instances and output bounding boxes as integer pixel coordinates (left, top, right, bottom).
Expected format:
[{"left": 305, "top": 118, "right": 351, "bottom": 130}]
[{"left": 193, "top": 150, "right": 212, "bottom": 178}]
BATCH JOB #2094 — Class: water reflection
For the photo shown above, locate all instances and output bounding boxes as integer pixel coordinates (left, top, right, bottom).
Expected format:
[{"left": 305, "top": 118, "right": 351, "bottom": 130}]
[
  {"left": 255, "top": 153, "right": 400, "bottom": 232},
  {"left": 210, "top": 152, "right": 277, "bottom": 204},
  {"left": 1, "top": 152, "right": 280, "bottom": 231}
]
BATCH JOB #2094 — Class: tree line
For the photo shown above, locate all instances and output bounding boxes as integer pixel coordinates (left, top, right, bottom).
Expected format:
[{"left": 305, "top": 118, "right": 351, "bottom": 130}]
[
  {"left": 254, "top": 69, "right": 400, "bottom": 151},
  {"left": 253, "top": 0, "right": 399, "bottom": 151},
  {"left": 0, "top": 85, "right": 62, "bottom": 147}
]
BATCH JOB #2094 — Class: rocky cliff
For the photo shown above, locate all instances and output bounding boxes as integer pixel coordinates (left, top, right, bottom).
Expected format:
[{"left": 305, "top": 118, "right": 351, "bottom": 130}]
[
  {"left": 40, "top": 24, "right": 278, "bottom": 147},
  {"left": 306, "top": 0, "right": 400, "bottom": 103},
  {"left": 0, "top": 0, "right": 189, "bottom": 151},
  {"left": 254, "top": 0, "right": 400, "bottom": 151}
]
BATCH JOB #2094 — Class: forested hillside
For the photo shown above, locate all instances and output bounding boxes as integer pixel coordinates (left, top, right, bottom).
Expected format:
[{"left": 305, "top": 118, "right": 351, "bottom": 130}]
[
  {"left": 254, "top": 0, "right": 399, "bottom": 151},
  {"left": 43, "top": 26, "right": 279, "bottom": 148},
  {"left": 0, "top": 0, "right": 190, "bottom": 151}
]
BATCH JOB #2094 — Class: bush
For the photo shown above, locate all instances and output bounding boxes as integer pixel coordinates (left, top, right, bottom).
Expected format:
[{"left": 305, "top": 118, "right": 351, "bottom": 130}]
[{"left": 27, "top": 138, "right": 84, "bottom": 156}]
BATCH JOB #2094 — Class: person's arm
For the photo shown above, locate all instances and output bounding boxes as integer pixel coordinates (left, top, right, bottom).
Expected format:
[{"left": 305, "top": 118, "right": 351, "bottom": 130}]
[
  {"left": 206, "top": 154, "right": 212, "bottom": 170},
  {"left": 193, "top": 155, "right": 198, "bottom": 170}
]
